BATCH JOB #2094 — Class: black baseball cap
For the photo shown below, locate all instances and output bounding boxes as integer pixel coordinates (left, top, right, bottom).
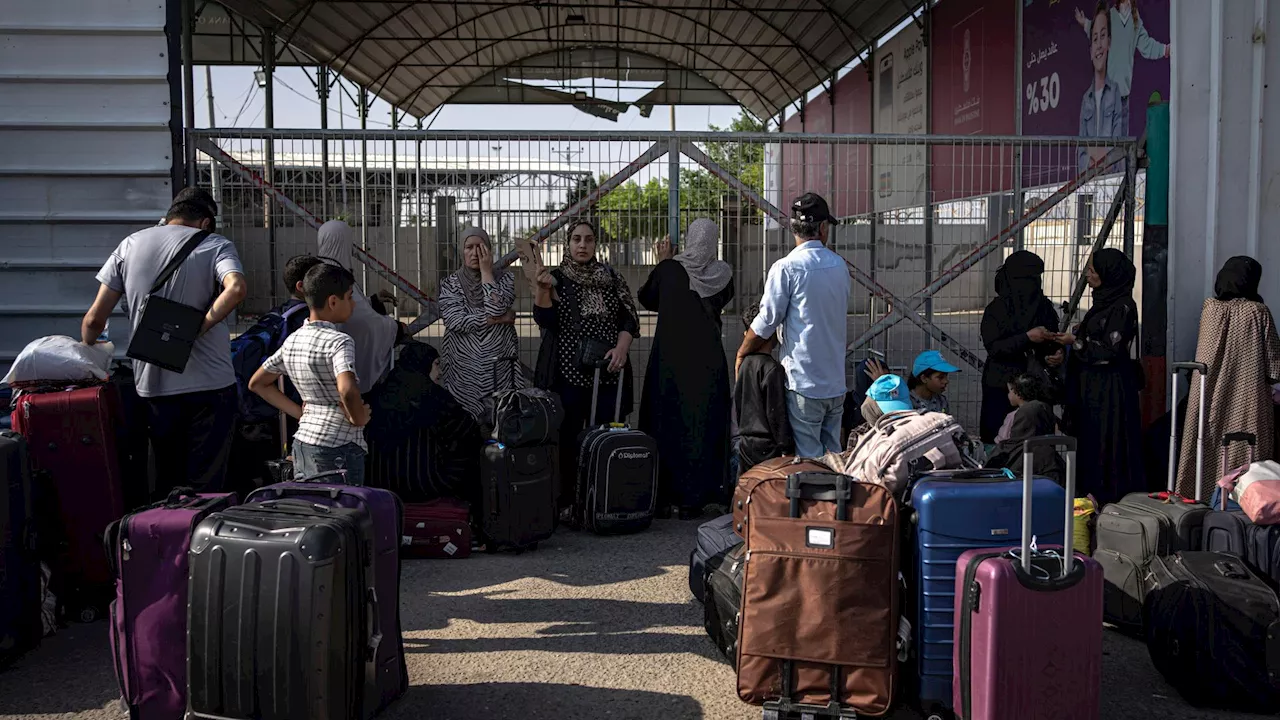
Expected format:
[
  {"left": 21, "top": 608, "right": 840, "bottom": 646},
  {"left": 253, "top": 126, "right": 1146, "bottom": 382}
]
[{"left": 791, "top": 192, "right": 840, "bottom": 225}]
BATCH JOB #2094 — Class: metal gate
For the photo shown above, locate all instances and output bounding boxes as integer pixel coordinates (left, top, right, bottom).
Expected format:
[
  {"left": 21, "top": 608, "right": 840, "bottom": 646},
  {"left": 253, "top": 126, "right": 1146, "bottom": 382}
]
[{"left": 191, "top": 129, "right": 1140, "bottom": 429}]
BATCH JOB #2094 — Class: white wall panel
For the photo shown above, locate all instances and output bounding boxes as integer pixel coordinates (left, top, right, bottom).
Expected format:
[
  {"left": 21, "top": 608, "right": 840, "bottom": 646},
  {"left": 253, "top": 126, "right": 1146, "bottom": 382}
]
[{"left": 0, "top": 0, "right": 174, "bottom": 366}]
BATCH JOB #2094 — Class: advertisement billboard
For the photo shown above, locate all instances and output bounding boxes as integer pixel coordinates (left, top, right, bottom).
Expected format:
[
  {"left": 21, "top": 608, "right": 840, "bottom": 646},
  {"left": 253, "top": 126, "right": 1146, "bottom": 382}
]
[
  {"left": 1020, "top": 0, "right": 1170, "bottom": 186},
  {"left": 931, "top": 0, "right": 1018, "bottom": 203},
  {"left": 872, "top": 21, "right": 928, "bottom": 212}
]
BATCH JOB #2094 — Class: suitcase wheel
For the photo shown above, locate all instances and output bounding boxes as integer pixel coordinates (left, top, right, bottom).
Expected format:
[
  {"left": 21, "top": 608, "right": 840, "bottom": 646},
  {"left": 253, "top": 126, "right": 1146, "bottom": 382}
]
[{"left": 78, "top": 606, "right": 99, "bottom": 623}]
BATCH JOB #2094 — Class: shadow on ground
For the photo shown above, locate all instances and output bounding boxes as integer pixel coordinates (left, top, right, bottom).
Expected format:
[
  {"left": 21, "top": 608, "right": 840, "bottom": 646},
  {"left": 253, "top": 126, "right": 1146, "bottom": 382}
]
[{"left": 380, "top": 682, "right": 705, "bottom": 720}]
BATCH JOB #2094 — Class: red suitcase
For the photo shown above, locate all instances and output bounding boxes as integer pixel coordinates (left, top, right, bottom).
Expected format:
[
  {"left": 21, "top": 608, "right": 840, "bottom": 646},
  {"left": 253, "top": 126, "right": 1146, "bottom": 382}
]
[
  {"left": 401, "top": 498, "right": 471, "bottom": 559},
  {"left": 12, "top": 383, "right": 126, "bottom": 621},
  {"left": 953, "top": 436, "right": 1104, "bottom": 720}
]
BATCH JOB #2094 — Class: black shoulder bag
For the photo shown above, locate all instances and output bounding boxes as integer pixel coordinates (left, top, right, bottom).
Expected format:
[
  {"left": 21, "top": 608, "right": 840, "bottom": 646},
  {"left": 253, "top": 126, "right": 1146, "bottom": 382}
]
[{"left": 125, "top": 229, "right": 214, "bottom": 374}]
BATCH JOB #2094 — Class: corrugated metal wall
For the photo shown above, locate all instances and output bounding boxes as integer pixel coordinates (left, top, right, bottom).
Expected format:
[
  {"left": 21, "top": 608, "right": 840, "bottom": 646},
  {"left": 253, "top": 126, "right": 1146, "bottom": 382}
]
[
  {"left": 1169, "top": 0, "right": 1280, "bottom": 366},
  {"left": 0, "top": 0, "right": 176, "bottom": 374}
]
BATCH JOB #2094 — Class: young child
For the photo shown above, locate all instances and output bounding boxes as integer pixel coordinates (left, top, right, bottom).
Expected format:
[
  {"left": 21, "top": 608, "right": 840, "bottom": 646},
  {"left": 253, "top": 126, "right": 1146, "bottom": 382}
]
[
  {"left": 908, "top": 350, "right": 959, "bottom": 414},
  {"left": 995, "top": 373, "right": 1051, "bottom": 444},
  {"left": 734, "top": 300, "right": 794, "bottom": 473},
  {"left": 249, "top": 262, "right": 372, "bottom": 485}
]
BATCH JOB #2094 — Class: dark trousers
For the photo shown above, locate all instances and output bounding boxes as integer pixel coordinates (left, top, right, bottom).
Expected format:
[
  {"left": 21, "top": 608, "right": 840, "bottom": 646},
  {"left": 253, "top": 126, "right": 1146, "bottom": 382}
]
[{"left": 145, "top": 384, "right": 238, "bottom": 495}]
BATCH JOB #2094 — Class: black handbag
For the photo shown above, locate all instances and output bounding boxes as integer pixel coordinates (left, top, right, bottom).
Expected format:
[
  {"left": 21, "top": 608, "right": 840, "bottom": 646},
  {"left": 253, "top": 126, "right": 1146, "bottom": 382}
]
[
  {"left": 125, "top": 229, "right": 213, "bottom": 373},
  {"left": 575, "top": 337, "right": 613, "bottom": 371}
]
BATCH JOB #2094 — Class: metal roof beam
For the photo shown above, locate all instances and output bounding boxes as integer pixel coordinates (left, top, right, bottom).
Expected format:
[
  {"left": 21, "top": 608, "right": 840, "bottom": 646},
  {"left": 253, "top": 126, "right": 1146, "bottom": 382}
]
[
  {"left": 398, "top": 36, "right": 777, "bottom": 118},
  {"left": 362, "top": 2, "right": 810, "bottom": 105}
]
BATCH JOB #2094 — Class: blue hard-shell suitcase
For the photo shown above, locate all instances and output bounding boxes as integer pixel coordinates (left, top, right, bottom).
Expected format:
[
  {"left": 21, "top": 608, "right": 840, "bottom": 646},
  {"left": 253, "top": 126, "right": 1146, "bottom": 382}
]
[{"left": 907, "top": 468, "right": 1067, "bottom": 717}]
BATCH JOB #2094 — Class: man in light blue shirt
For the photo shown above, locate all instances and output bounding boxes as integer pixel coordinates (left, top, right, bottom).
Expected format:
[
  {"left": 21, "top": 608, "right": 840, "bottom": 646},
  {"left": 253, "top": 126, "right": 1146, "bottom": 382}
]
[{"left": 736, "top": 193, "right": 850, "bottom": 457}]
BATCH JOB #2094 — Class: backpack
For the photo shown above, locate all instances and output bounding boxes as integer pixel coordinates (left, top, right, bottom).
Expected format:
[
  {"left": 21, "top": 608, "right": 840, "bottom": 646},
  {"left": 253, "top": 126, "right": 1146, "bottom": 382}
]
[
  {"left": 832, "top": 409, "right": 975, "bottom": 496},
  {"left": 230, "top": 300, "right": 307, "bottom": 423}
]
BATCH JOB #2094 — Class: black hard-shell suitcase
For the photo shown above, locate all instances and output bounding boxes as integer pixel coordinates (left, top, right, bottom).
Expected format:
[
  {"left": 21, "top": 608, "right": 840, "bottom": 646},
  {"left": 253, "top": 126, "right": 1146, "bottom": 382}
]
[
  {"left": 0, "top": 430, "right": 40, "bottom": 667},
  {"left": 1144, "top": 551, "right": 1280, "bottom": 713},
  {"left": 574, "top": 367, "right": 657, "bottom": 535},
  {"left": 186, "top": 502, "right": 373, "bottom": 720},
  {"left": 1095, "top": 361, "right": 1210, "bottom": 631},
  {"left": 1203, "top": 432, "right": 1280, "bottom": 588},
  {"left": 703, "top": 543, "right": 744, "bottom": 665},
  {"left": 689, "top": 513, "right": 741, "bottom": 603},
  {"left": 478, "top": 442, "right": 557, "bottom": 552}
]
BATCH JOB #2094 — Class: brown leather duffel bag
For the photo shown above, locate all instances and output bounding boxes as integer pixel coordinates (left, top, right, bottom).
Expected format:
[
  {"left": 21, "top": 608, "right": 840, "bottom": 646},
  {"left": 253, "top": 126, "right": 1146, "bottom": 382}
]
[{"left": 735, "top": 467, "right": 900, "bottom": 717}]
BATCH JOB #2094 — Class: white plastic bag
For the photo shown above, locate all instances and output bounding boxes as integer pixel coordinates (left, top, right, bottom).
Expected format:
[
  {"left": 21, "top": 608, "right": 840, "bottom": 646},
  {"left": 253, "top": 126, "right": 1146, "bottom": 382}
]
[{"left": 1, "top": 335, "right": 114, "bottom": 385}]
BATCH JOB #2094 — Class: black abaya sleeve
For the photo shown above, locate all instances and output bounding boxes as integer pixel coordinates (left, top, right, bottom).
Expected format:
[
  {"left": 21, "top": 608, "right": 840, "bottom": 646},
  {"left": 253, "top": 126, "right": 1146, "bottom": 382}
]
[
  {"left": 707, "top": 277, "right": 735, "bottom": 313},
  {"left": 638, "top": 262, "right": 667, "bottom": 312},
  {"left": 981, "top": 302, "right": 1031, "bottom": 356}
]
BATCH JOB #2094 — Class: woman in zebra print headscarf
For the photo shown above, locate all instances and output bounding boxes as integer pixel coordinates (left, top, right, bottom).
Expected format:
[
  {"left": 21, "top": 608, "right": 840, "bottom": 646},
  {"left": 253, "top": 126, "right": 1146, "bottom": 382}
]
[{"left": 438, "top": 226, "right": 523, "bottom": 419}]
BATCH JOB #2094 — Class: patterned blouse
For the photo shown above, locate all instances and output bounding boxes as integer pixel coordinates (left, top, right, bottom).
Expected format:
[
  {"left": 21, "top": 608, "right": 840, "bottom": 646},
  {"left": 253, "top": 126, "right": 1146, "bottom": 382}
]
[{"left": 438, "top": 270, "right": 524, "bottom": 419}]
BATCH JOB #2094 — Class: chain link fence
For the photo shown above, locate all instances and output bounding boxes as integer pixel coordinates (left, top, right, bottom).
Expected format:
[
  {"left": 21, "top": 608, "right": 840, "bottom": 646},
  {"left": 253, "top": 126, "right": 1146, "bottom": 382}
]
[{"left": 192, "top": 129, "right": 1140, "bottom": 430}]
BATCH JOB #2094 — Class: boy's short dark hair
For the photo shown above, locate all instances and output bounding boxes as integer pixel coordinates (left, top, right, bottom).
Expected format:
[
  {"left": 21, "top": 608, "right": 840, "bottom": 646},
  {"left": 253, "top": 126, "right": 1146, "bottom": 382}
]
[
  {"left": 164, "top": 199, "right": 216, "bottom": 225},
  {"left": 302, "top": 261, "right": 355, "bottom": 309},
  {"left": 284, "top": 255, "right": 325, "bottom": 297},
  {"left": 1009, "top": 373, "right": 1047, "bottom": 403}
]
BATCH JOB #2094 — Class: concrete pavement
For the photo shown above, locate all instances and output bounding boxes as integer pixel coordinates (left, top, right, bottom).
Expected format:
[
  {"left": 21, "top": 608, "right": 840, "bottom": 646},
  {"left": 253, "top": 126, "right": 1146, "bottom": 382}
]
[{"left": 0, "top": 518, "right": 1257, "bottom": 720}]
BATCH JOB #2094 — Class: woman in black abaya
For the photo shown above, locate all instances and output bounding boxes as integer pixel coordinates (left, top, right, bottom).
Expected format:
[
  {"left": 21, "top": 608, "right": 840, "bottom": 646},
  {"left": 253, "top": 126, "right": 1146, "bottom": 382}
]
[
  {"left": 1060, "top": 248, "right": 1145, "bottom": 506},
  {"left": 979, "top": 251, "right": 1061, "bottom": 442},
  {"left": 639, "top": 219, "right": 735, "bottom": 518}
]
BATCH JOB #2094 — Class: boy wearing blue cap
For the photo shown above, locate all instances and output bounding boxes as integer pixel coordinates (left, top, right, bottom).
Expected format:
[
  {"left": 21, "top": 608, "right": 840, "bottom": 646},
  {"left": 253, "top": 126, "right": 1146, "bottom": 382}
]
[{"left": 908, "top": 350, "right": 959, "bottom": 414}]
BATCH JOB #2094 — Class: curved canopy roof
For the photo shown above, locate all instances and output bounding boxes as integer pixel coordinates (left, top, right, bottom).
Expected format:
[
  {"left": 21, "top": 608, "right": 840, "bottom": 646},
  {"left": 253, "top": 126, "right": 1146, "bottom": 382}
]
[{"left": 214, "top": 0, "right": 919, "bottom": 120}]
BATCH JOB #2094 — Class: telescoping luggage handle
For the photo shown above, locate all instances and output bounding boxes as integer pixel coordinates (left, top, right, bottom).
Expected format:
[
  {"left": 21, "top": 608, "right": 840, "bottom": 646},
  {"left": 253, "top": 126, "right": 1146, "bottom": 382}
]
[
  {"left": 589, "top": 365, "right": 627, "bottom": 427},
  {"left": 1158, "top": 361, "right": 1209, "bottom": 503},
  {"left": 784, "top": 472, "right": 853, "bottom": 521},
  {"left": 1021, "top": 435, "right": 1077, "bottom": 578},
  {"left": 1219, "top": 431, "right": 1257, "bottom": 510}
]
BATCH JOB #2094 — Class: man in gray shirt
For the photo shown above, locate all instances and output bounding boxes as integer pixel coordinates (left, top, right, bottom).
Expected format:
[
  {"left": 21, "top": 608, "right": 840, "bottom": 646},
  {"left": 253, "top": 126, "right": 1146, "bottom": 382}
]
[{"left": 81, "top": 192, "right": 248, "bottom": 493}]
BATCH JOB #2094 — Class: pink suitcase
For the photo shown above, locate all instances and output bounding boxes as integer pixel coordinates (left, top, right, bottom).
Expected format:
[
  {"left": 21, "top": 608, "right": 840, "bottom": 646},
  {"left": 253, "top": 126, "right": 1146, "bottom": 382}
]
[{"left": 952, "top": 435, "right": 1104, "bottom": 720}]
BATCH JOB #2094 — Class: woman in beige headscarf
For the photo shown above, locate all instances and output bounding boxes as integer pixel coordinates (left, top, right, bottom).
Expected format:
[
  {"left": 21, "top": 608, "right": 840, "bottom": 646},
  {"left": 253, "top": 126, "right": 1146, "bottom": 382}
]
[
  {"left": 438, "top": 226, "right": 522, "bottom": 419},
  {"left": 638, "top": 218, "right": 735, "bottom": 518},
  {"left": 316, "top": 220, "right": 401, "bottom": 394}
]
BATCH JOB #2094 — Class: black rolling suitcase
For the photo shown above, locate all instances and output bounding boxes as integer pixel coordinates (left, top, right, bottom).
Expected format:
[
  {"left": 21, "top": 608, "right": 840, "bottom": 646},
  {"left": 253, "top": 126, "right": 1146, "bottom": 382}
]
[
  {"left": 1203, "top": 432, "right": 1280, "bottom": 587},
  {"left": 574, "top": 367, "right": 658, "bottom": 535},
  {"left": 689, "top": 513, "right": 742, "bottom": 603},
  {"left": 1095, "top": 361, "right": 1211, "bottom": 631},
  {"left": 1145, "top": 551, "right": 1280, "bottom": 713},
  {"left": 0, "top": 430, "right": 40, "bottom": 668},
  {"left": 478, "top": 442, "right": 557, "bottom": 552},
  {"left": 703, "top": 543, "right": 744, "bottom": 665},
  {"left": 187, "top": 501, "right": 374, "bottom": 720}
]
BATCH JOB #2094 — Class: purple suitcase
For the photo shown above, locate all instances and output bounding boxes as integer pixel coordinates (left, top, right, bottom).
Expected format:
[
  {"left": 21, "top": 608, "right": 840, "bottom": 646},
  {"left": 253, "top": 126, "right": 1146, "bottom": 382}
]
[
  {"left": 247, "top": 472, "right": 407, "bottom": 715},
  {"left": 105, "top": 488, "right": 236, "bottom": 720},
  {"left": 952, "top": 436, "right": 1104, "bottom": 720}
]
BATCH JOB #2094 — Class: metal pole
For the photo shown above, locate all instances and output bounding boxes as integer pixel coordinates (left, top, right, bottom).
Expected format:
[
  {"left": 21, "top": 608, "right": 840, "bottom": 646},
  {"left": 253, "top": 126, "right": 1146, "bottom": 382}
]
[
  {"left": 1013, "top": 0, "right": 1025, "bottom": 252},
  {"left": 204, "top": 66, "right": 220, "bottom": 205},
  {"left": 1124, "top": 143, "right": 1137, "bottom": 257},
  {"left": 359, "top": 86, "right": 369, "bottom": 290},
  {"left": 181, "top": 0, "right": 196, "bottom": 184},
  {"left": 415, "top": 117, "right": 423, "bottom": 298},
  {"left": 263, "top": 28, "right": 277, "bottom": 307},
  {"left": 668, "top": 137, "right": 680, "bottom": 247},
  {"left": 319, "top": 65, "right": 330, "bottom": 218},
  {"left": 391, "top": 110, "right": 399, "bottom": 316},
  {"left": 922, "top": 7, "right": 934, "bottom": 347}
]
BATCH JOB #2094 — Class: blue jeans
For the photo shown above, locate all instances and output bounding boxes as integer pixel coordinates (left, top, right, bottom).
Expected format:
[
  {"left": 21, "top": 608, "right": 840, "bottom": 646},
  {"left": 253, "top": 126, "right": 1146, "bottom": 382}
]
[
  {"left": 786, "top": 391, "right": 844, "bottom": 458},
  {"left": 292, "top": 441, "right": 367, "bottom": 486}
]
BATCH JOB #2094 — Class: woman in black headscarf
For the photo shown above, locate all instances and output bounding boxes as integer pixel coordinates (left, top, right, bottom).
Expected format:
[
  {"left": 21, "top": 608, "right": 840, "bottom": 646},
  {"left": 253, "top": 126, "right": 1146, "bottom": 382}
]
[
  {"left": 1173, "top": 256, "right": 1280, "bottom": 498},
  {"left": 1059, "top": 248, "right": 1144, "bottom": 505},
  {"left": 980, "top": 251, "right": 1061, "bottom": 442}
]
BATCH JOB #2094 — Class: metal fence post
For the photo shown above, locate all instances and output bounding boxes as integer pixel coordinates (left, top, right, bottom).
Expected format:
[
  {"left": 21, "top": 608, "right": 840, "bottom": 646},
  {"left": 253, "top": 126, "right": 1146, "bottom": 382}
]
[
  {"left": 263, "top": 28, "right": 277, "bottom": 307},
  {"left": 359, "top": 86, "right": 369, "bottom": 290},
  {"left": 668, "top": 136, "right": 681, "bottom": 247},
  {"left": 1124, "top": 142, "right": 1137, "bottom": 257},
  {"left": 318, "top": 65, "right": 330, "bottom": 219}
]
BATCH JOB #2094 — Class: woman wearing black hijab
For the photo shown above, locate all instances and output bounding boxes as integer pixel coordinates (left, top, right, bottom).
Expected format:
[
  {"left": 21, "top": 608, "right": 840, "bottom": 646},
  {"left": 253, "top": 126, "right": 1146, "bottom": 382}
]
[
  {"left": 979, "top": 251, "right": 1061, "bottom": 442},
  {"left": 1173, "top": 256, "right": 1280, "bottom": 498},
  {"left": 1059, "top": 248, "right": 1144, "bottom": 505}
]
